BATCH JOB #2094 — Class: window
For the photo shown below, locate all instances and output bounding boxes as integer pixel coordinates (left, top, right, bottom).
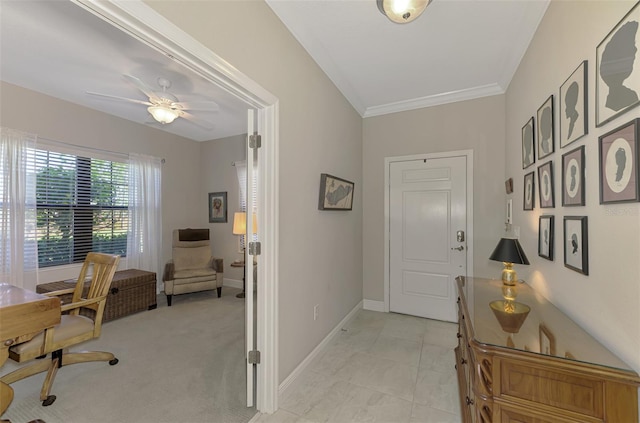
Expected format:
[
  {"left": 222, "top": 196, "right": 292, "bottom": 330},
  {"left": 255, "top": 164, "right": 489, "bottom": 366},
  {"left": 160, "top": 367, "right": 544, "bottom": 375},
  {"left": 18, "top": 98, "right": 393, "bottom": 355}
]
[{"left": 35, "top": 149, "right": 128, "bottom": 267}]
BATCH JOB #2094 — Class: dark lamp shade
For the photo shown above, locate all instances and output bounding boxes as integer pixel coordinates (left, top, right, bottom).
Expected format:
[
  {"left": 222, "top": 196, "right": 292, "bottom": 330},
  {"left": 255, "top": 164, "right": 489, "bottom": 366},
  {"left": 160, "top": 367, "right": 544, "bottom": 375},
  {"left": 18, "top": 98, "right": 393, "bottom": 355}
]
[{"left": 489, "top": 238, "right": 530, "bottom": 265}]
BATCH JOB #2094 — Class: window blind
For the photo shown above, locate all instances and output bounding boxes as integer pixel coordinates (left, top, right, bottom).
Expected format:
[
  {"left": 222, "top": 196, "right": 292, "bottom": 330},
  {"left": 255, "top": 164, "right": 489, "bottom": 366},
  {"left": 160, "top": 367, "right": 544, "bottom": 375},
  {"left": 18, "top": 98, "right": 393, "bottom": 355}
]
[{"left": 35, "top": 149, "right": 128, "bottom": 267}]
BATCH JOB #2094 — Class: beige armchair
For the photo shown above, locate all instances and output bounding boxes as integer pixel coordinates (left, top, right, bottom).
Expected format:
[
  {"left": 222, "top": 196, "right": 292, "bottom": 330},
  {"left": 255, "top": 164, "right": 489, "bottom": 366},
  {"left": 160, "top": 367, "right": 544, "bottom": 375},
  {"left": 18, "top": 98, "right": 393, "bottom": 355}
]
[{"left": 163, "top": 228, "right": 224, "bottom": 306}]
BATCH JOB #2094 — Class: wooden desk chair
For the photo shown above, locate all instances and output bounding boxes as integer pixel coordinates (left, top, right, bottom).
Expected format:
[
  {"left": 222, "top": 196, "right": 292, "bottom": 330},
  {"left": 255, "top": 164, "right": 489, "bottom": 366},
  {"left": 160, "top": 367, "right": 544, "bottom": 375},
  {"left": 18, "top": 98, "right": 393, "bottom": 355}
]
[{"left": 0, "top": 253, "right": 120, "bottom": 407}]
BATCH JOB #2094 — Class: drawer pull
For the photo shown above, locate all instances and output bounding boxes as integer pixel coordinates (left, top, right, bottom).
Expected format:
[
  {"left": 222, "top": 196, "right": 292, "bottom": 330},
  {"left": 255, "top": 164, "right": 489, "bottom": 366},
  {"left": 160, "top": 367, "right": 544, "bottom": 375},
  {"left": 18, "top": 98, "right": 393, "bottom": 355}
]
[
  {"left": 460, "top": 358, "right": 467, "bottom": 365},
  {"left": 465, "top": 396, "right": 474, "bottom": 405},
  {"left": 457, "top": 332, "right": 462, "bottom": 339},
  {"left": 110, "top": 287, "right": 119, "bottom": 295}
]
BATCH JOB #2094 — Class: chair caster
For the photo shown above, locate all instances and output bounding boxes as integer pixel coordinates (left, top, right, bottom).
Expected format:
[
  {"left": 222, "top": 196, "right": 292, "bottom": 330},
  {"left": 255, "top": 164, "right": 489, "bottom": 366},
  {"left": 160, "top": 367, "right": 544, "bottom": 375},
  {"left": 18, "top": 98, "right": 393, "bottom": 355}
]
[
  {"left": 42, "top": 395, "right": 56, "bottom": 406},
  {"left": 109, "top": 358, "right": 119, "bottom": 365}
]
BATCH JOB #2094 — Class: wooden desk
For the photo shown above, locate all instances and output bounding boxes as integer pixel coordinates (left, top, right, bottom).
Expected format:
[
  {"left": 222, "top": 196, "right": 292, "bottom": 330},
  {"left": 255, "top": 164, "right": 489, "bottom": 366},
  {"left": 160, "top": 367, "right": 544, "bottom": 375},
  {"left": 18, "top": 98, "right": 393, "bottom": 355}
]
[{"left": 0, "top": 284, "right": 61, "bottom": 417}]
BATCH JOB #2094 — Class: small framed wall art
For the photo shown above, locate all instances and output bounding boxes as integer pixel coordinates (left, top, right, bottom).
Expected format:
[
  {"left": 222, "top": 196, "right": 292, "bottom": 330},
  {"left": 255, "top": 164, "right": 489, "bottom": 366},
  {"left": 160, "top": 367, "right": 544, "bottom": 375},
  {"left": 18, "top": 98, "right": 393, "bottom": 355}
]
[
  {"left": 318, "top": 173, "right": 354, "bottom": 210},
  {"left": 538, "top": 215, "right": 554, "bottom": 261},
  {"left": 522, "top": 117, "right": 536, "bottom": 169},
  {"left": 523, "top": 171, "right": 535, "bottom": 210},
  {"left": 537, "top": 161, "right": 555, "bottom": 208},
  {"left": 596, "top": 2, "right": 640, "bottom": 127},
  {"left": 562, "top": 145, "right": 585, "bottom": 206},
  {"left": 208, "top": 191, "right": 228, "bottom": 223},
  {"left": 559, "top": 60, "right": 588, "bottom": 148},
  {"left": 537, "top": 95, "right": 555, "bottom": 160},
  {"left": 598, "top": 118, "right": 640, "bottom": 204},
  {"left": 563, "top": 216, "right": 589, "bottom": 275}
]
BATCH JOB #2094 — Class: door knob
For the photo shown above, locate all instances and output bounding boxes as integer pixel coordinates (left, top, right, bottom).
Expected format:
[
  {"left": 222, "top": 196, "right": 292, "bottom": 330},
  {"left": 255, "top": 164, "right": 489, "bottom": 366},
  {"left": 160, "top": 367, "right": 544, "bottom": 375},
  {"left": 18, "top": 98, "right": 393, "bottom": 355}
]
[{"left": 451, "top": 246, "right": 464, "bottom": 251}]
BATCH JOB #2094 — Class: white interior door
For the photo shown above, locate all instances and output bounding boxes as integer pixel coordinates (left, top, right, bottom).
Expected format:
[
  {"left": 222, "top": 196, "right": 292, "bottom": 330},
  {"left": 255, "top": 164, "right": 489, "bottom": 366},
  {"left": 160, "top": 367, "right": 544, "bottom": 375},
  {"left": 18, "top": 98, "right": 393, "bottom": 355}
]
[
  {"left": 389, "top": 156, "right": 467, "bottom": 322},
  {"left": 245, "top": 109, "right": 257, "bottom": 407}
]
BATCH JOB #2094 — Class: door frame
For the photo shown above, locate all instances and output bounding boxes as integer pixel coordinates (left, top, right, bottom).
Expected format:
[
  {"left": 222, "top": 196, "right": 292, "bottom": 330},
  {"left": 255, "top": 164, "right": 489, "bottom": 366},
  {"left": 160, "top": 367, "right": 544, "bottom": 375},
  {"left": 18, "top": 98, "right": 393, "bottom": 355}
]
[
  {"left": 384, "top": 150, "right": 474, "bottom": 314},
  {"left": 72, "top": 0, "right": 280, "bottom": 413}
]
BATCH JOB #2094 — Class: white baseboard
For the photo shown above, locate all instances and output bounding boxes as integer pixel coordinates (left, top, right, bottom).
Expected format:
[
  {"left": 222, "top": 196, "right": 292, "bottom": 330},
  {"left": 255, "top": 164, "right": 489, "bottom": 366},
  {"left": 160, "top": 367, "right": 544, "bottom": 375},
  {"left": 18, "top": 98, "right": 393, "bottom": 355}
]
[
  {"left": 278, "top": 300, "right": 363, "bottom": 399},
  {"left": 223, "top": 278, "right": 243, "bottom": 290},
  {"left": 363, "top": 299, "right": 385, "bottom": 312}
]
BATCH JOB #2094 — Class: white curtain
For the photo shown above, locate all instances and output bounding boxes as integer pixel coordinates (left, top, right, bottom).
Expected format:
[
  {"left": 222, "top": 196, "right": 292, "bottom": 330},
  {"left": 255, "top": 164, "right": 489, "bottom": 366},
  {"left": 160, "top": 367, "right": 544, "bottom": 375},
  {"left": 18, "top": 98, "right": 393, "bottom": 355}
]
[
  {"left": 0, "top": 127, "right": 38, "bottom": 288},
  {"left": 127, "top": 153, "right": 162, "bottom": 284}
]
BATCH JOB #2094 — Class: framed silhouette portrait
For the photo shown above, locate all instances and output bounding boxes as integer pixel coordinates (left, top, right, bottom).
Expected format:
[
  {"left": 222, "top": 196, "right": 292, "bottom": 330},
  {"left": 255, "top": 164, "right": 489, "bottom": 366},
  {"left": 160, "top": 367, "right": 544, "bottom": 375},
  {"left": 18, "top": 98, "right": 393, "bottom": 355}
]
[
  {"left": 598, "top": 118, "right": 640, "bottom": 204},
  {"left": 562, "top": 146, "right": 585, "bottom": 207},
  {"left": 559, "top": 61, "right": 588, "bottom": 148},
  {"left": 537, "top": 95, "right": 555, "bottom": 160},
  {"left": 596, "top": 2, "right": 640, "bottom": 127},
  {"left": 537, "top": 161, "right": 555, "bottom": 208},
  {"left": 563, "top": 216, "right": 588, "bottom": 275},
  {"left": 538, "top": 215, "right": 554, "bottom": 261},
  {"left": 522, "top": 117, "right": 535, "bottom": 169},
  {"left": 523, "top": 171, "right": 535, "bottom": 210}
]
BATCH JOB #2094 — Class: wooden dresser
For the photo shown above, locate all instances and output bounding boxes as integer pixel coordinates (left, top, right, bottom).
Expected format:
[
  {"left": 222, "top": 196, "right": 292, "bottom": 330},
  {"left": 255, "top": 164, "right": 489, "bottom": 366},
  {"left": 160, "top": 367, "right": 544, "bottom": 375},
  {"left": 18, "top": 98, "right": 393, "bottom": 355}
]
[{"left": 455, "top": 276, "right": 640, "bottom": 423}]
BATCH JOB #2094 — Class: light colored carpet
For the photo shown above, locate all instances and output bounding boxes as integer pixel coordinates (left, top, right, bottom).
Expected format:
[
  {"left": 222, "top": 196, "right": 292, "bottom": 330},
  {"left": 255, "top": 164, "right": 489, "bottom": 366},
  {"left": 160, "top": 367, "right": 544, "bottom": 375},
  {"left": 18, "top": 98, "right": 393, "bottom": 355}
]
[{"left": 1, "top": 287, "right": 257, "bottom": 423}]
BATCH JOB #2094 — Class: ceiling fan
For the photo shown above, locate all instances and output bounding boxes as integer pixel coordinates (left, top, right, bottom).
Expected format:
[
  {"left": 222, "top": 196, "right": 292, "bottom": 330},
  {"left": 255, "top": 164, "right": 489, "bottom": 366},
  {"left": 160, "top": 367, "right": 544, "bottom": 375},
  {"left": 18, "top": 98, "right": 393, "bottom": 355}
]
[{"left": 87, "top": 75, "right": 219, "bottom": 130}]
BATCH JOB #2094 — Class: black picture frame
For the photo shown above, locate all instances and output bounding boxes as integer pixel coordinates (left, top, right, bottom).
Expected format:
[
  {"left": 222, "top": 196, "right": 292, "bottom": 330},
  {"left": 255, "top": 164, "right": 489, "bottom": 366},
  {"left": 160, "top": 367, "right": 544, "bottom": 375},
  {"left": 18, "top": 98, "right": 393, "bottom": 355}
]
[
  {"left": 523, "top": 171, "right": 535, "bottom": 211},
  {"left": 598, "top": 118, "right": 640, "bottom": 204},
  {"left": 563, "top": 216, "right": 589, "bottom": 275},
  {"left": 522, "top": 117, "right": 535, "bottom": 169},
  {"left": 596, "top": 2, "right": 640, "bottom": 127},
  {"left": 538, "top": 215, "right": 554, "bottom": 261},
  {"left": 537, "top": 95, "right": 555, "bottom": 160},
  {"left": 208, "top": 191, "right": 227, "bottom": 223},
  {"left": 562, "top": 145, "right": 585, "bottom": 206},
  {"left": 537, "top": 161, "right": 555, "bottom": 208},
  {"left": 559, "top": 60, "right": 588, "bottom": 148},
  {"left": 318, "top": 173, "right": 354, "bottom": 210}
]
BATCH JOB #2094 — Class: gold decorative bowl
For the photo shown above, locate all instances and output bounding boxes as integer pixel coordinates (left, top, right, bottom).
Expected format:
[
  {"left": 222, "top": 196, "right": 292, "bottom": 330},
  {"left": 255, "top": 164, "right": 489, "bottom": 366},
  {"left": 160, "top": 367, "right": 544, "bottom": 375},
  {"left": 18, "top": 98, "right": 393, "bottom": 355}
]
[{"left": 490, "top": 300, "right": 531, "bottom": 333}]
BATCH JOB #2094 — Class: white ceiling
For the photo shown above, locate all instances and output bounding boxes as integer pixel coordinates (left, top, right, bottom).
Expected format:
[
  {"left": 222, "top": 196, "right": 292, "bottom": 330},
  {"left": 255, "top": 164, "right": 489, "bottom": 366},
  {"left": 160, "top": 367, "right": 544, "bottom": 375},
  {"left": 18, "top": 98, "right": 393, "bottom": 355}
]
[{"left": 1, "top": 1, "right": 549, "bottom": 142}]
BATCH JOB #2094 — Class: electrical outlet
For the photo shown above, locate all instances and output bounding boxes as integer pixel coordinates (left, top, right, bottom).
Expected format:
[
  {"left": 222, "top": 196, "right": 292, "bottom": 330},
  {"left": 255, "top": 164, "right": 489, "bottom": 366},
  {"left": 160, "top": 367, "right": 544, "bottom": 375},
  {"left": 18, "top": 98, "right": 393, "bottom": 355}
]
[{"left": 314, "top": 304, "right": 319, "bottom": 321}]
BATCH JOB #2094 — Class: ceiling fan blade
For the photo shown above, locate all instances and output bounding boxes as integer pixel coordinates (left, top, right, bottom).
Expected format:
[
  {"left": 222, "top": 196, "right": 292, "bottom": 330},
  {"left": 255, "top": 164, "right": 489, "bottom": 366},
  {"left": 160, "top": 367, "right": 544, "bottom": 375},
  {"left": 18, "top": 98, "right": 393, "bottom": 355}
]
[
  {"left": 180, "top": 111, "right": 215, "bottom": 130},
  {"left": 123, "top": 74, "right": 160, "bottom": 102},
  {"left": 86, "top": 91, "right": 153, "bottom": 106},
  {"left": 177, "top": 101, "right": 220, "bottom": 112}
]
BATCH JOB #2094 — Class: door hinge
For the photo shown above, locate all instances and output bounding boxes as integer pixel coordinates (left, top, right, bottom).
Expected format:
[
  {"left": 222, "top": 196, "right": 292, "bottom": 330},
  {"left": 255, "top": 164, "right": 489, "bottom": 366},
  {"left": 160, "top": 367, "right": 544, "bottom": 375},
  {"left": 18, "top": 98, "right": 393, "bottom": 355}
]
[
  {"left": 248, "top": 350, "right": 261, "bottom": 364},
  {"left": 249, "top": 133, "right": 262, "bottom": 149},
  {"left": 248, "top": 242, "right": 261, "bottom": 256}
]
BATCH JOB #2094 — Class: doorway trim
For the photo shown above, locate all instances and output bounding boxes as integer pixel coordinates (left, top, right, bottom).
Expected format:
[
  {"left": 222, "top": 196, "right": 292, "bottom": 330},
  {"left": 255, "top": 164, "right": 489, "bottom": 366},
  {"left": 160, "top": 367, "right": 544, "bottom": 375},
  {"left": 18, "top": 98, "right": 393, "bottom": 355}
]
[
  {"left": 72, "top": 0, "right": 279, "bottom": 413},
  {"left": 383, "top": 150, "right": 474, "bottom": 314}
]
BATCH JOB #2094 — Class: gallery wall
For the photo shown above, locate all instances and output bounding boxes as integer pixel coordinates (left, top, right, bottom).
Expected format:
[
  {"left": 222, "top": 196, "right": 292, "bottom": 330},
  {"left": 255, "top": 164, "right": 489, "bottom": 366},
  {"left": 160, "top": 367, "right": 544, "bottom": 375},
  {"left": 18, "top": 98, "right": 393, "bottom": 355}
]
[{"left": 506, "top": 0, "right": 640, "bottom": 371}]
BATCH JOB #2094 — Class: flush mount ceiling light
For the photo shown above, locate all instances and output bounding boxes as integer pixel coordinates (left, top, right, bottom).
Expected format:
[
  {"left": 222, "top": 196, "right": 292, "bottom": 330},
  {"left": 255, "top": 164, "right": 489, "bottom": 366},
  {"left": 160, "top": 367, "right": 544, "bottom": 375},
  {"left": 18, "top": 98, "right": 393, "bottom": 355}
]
[
  {"left": 377, "top": 0, "right": 432, "bottom": 24},
  {"left": 147, "top": 104, "right": 179, "bottom": 124}
]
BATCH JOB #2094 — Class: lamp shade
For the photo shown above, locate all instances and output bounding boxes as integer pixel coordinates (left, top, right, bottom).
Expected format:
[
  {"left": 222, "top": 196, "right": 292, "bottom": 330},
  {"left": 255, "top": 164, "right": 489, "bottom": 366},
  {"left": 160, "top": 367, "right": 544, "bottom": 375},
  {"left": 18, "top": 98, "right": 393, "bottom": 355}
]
[
  {"left": 232, "top": 212, "right": 257, "bottom": 235},
  {"left": 489, "top": 238, "right": 530, "bottom": 265},
  {"left": 376, "top": 0, "right": 432, "bottom": 24}
]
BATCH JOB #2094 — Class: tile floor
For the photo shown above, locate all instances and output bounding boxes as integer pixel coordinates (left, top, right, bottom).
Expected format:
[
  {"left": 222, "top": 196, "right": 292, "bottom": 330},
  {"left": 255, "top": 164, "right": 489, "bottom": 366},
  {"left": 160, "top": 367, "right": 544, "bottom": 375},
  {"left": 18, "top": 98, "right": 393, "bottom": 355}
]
[{"left": 254, "top": 309, "right": 462, "bottom": 423}]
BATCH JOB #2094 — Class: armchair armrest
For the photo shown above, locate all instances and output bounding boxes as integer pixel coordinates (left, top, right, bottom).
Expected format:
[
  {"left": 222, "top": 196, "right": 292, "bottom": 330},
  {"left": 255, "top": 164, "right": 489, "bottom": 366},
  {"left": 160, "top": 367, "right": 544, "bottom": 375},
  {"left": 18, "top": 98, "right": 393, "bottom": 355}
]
[
  {"left": 210, "top": 257, "right": 224, "bottom": 273},
  {"left": 60, "top": 295, "right": 107, "bottom": 313},
  {"left": 163, "top": 260, "right": 175, "bottom": 282},
  {"left": 43, "top": 287, "right": 76, "bottom": 297}
]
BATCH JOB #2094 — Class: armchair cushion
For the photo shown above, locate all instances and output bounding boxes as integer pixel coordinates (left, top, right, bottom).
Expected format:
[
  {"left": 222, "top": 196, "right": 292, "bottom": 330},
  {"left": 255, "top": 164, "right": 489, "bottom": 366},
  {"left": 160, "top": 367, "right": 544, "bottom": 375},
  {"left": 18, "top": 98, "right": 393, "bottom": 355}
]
[{"left": 173, "top": 245, "right": 211, "bottom": 271}]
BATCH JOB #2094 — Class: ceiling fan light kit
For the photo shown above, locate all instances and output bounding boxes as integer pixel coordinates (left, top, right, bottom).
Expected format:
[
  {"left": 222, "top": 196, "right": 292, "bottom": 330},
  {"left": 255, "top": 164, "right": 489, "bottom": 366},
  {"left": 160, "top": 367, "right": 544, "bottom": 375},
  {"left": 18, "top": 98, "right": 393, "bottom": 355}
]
[
  {"left": 148, "top": 105, "right": 179, "bottom": 124},
  {"left": 377, "top": 0, "right": 432, "bottom": 24}
]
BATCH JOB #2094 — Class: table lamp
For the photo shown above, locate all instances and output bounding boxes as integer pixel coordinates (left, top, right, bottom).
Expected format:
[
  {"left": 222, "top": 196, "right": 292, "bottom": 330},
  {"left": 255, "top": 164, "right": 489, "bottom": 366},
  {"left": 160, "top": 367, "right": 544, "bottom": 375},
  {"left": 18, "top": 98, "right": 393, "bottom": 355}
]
[
  {"left": 489, "top": 237, "right": 530, "bottom": 286},
  {"left": 232, "top": 212, "right": 258, "bottom": 251}
]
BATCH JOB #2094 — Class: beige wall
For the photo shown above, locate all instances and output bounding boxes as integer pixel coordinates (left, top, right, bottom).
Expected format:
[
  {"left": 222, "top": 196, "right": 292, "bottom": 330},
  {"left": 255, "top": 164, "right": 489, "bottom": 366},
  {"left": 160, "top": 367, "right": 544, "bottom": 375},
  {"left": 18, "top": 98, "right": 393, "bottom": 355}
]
[
  {"left": 0, "top": 81, "right": 203, "bottom": 290},
  {"left": 506, "top": 0, "right": 640, "bottom": 371},
  {"left": 200, "top": 134, "right": 247, "bottom": 285},
  {"left": 362, "top": 95, "right": 507, "bottom": 301},
  {"left": 146, "top": 0, "right": 364, "bottom": 382}
]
